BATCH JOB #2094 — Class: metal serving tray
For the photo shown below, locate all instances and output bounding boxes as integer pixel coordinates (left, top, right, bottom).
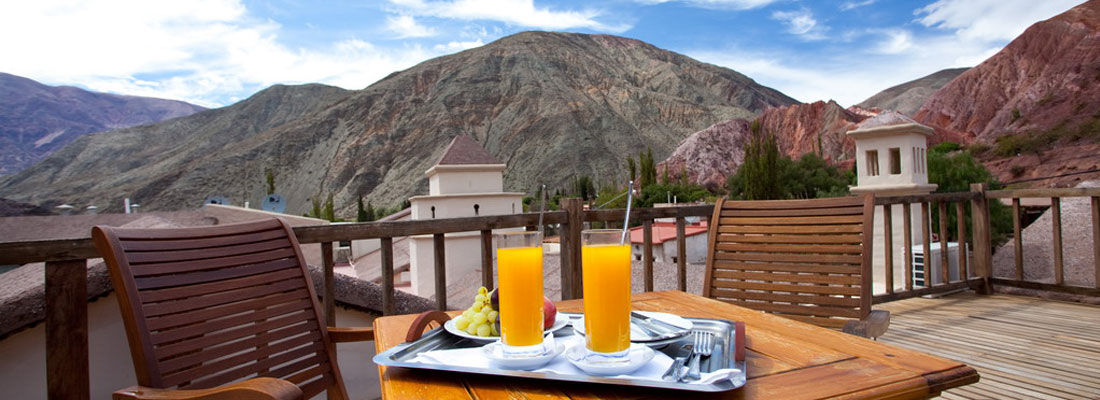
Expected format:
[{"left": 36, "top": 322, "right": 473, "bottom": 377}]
[{"left": 373, "top": 312, "right": 747, "bottom": 392}]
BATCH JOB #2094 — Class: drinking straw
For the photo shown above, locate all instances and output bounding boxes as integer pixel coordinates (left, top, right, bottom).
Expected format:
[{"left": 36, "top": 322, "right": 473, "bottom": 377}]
[
  {"left": 537, "top": 184, "right": 547, "bottom": 239},
  {"left": 620, "top": 180, "right": 634, "bottom": 245}
]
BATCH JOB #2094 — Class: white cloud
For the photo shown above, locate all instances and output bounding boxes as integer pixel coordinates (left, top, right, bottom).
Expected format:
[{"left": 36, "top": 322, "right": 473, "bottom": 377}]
[
  {"left": 874, "top": 29, "right": 912, "bottom": 54},
  {"left": 387, "top": 0, "right": 631, "bottom": 32},
  {"left": 916, "top": 0, "right": 1081, "bottom": 42},
  {"left": 771, "top": 8, "right": 826, "bottom": 40},
  {"left": 385, "top": 15, "right": 437, "bottom": 38},
  {"left": 434, "top": 40, "right": 486, "bottom": 52},
  {"left": 633, "top": 0, "right": 780, "bottom": 10},
  {"left": 840, "top": 0, "right": 875, "bottom": 11},
  {"left": 0, "top": 0, "right": 445, "bottom": 106}
]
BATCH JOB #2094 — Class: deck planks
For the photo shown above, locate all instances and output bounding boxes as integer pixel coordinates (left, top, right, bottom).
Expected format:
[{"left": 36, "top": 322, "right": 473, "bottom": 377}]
[{"left": 876, "top": 292, "right": 1100, "bottom": 400}]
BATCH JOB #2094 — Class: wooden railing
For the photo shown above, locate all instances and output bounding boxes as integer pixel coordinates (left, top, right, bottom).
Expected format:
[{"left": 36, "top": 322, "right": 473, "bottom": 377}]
[
  {"left": 985, "top": 187, "right": 1100, "bottom": 296},
  {"left": 3, "top": 187, "right": 1100, "bottom": 399}
]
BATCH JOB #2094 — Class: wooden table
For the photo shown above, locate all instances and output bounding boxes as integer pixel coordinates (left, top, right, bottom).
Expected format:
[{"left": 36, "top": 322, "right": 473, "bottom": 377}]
[{"left": 373, "top": 291, "right": 979, "bottom": 399}]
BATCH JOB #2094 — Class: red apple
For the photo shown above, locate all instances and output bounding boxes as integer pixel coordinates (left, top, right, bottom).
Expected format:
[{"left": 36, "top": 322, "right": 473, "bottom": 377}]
[{"left": 543, "top": 296, "right": 557, "bottom": 329}]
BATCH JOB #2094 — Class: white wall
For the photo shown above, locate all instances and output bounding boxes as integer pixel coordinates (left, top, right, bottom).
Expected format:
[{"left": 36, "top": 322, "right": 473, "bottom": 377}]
[
  {"left": 429, "top": 168, "right": 505, "bottom": 195},
  {"left": 0, "top": 294, "right": 381, "bottom": 399},
  {"left": 854, "top": 134, "right": 929, "bottom": 187}
]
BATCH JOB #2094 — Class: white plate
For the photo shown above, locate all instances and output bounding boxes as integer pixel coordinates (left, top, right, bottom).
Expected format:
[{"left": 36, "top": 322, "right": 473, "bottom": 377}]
[
  {"left": 444, "top": 313, "right": 569, "bottom": 342},
  {"left": 481, "top": 337, "right": 565, "bottom": 370},
  {"left": 564, "top": 342, "right": 655, "bottom": 376},
  {"left": 572, "top": 311, "right": 692, "bottom": 342}
]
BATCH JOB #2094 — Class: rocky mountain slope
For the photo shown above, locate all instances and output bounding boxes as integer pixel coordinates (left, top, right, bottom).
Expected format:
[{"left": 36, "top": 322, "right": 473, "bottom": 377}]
[
  {"left": 658, "top": 101, "right": 866, "bottom": 189},
  {"left": 0, "top": 73, "right": 205, "bottom": 175},
  {"left": 915, "top": 1, "right": 1100, "bottom": 142},
  {"left": 857, "top": 68, "right": 968, "bottom": 116},
  {"left": 0, "top": 32, "right": 796, "bottom": 214}
]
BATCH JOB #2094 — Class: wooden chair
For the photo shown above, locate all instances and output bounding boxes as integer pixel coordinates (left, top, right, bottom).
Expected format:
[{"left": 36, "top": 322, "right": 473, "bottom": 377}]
[
  {"left": 92, "top": 218, "right": 374, "bottom": 400},
  {"left": 702, "top": 194, "right": 889, "bottom": 339}
]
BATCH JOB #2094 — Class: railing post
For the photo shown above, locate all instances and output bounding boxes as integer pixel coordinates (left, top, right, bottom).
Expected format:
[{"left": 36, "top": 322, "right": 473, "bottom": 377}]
[
  {"left": 883, "top": 204, "right": 894, "bottom": 294},
  {"left": 322, "top": 242, "right": 335, "bottom": 327},
  {"left": 1093, "top": 196, "right": 1100, "bottom": 289},
  {"left": 481, "top": 230, "right": 494, "bottom": 290},
  {"left": 970, "top": 183, "right": 993, "bottom": 294},
  {"left": 938, "top": 201, "right": 950, "bottom": 282},
  {"left": 561, "top": 198, "right": 584, "bottom": 300},
  {"left": 643, "top": 219, "right": 654, "bottom": 292},
  {"left": 903, "top": 203, "right": 913, "bottom": 291},
  {"left": 956, "top": 202, "right": 968, "bottom": 279},
  {"left": 1051, "top": 197, "right": 1064, "bottom": 285},
  {"left": 676, "top": 217, "right": 687, "bottom": 292},
  {"left": 433, "top": 233, "right": 447, "bottom": 310},
  {"left": 46, "top": 259, "right": 89, "bottom": 400},
  {"left": 380, "top": 237, "right": 395, "bottom": 315},
  {"left": 921, "top": 202, "right": 932, "bottom": 286},
  {"left": 1013, "top": 198, "right": 1023, "bottom": 280}
]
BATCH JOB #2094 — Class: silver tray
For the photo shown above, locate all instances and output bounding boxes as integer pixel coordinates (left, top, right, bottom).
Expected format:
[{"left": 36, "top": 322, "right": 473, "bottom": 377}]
[{"left": 373, "top": 312, "right": 747, "bottom": 392}]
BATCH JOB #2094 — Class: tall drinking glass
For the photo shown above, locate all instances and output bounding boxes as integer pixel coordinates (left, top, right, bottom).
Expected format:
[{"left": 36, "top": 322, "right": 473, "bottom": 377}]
[
  {"left": 581, "top": 229, "right": 632, "bottom": 363},
  {"left": 495, "top": 231, "right": 544, "bottom": 357}
]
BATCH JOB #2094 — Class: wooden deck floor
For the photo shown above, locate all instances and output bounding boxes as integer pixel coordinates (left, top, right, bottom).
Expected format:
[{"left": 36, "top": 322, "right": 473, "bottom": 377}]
[{"left": 876, "top": 292, "right": 1100, "bottom": 400}]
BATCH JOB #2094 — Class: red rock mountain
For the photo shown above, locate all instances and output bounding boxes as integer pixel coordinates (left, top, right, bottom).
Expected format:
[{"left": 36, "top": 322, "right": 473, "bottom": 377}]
[
  {"left": 659, "top": 101, "right": 867, "bottom": 189},
  {"left": 915, "top": 0, "right": 1100, "bottom": 142}
]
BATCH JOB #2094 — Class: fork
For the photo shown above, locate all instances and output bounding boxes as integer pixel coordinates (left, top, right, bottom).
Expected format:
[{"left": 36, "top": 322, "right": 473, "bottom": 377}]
[{"left": 683, "top": 331, "right": 714, "bottom": 381}]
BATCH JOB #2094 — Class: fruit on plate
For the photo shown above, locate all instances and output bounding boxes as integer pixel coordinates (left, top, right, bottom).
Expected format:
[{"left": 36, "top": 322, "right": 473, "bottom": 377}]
[
  {"left": 543, "top": 296, "right": 557, "bottom": 330},
  {"left": 453, "top": 286, "right": 499, "bottom": 337}
]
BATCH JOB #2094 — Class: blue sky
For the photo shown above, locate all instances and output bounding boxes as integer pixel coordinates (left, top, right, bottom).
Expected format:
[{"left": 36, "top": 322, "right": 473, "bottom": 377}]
[{"left": 0, "top": 0, "right": 1082, "bottom": 108}]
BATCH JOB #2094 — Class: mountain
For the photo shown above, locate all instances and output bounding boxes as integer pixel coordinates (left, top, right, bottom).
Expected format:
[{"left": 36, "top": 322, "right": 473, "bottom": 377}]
[
  {"left": 0, "top": 73, "right": 205, "bottom": 175},
  {"left": 915, "top": 1, "right": 1100, "bottom": 142},
  {"left": 658, "top": 101, "right": 867, "bottom": 189},
  {"left": 857, "top": 68, "right": 969, "bottom": 116},
  {"left": 0, "top": 32, "right": 797, "bottom": 214},
  {"left": 0, "top": 84, "right": 354, "bottom": 212}
]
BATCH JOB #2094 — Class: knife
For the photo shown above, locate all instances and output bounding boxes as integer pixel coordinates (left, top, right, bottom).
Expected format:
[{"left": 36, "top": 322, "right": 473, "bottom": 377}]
[
  {"left": 661, "top": 343, "right": 692, "bottom": 381},
  {"left": 631, "top": 312, "right": 683, "bottom": 337}
]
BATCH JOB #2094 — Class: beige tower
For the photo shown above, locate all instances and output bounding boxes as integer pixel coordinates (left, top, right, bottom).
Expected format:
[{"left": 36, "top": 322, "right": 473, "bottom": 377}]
[
  {"left": 408, "top": 136, "right": 525, "bottom": 298},
  {"left": 847, "top": 112, "right": 937, "bottom": 294}
]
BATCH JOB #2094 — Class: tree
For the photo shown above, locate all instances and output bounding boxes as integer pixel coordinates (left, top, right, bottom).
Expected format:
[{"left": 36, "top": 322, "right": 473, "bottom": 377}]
[
  {"left": 357, "top": 196, "right": 368, "bottom": 222},
  {"left": 322, "top": 194, "right": 335, "bottom": 222},
  {"left": 265, "top": 169, "right": 276, "bottom": 195},
  {"left": 637, "top": 148, "right": 658, "bottom": 188},
  {"left": 627, "top": 156, "right": 637, "bottom": 182},
  {"left": 727, "top": 121, "right": 784, "bottom": 200},
  {"left": 307, "top": 197, "right": 322, "bottom": 219},
  {"left": 927, "top": 142, "right": 1013, "bottom": 246},
  {"left": 635, "top": 182, "right": 709, "bottom": 208},
  {"left": 366, "top": 201, "right": 376, "bottom": 221}
]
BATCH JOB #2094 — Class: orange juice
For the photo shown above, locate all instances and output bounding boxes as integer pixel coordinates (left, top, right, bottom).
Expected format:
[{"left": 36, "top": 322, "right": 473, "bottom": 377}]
[
  {"left": 497, "top": 246, "right": 544, "bottom": 347},
  {"left": 582, "top": 243, "right": 631, "bottom": 353}
]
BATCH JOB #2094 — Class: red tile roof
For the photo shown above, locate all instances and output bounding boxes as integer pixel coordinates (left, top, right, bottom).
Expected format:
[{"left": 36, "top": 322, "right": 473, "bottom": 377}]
[
  {"left": 628, "top": 221, "right": 708, "bottom": 244},
  {"left": 436, "top": 135, "right": 501, "bottom": 165}
]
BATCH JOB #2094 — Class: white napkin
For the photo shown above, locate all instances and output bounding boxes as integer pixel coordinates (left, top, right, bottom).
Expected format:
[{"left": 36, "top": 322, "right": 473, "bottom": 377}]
[{"left": 409, "top": 335, "right": 741, "bottom": 385}]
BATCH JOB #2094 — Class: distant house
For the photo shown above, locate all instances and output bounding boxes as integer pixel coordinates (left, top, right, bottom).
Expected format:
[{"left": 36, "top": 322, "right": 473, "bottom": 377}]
[{"left": 628, "top": 220, "right": 709, "bottom": 264}]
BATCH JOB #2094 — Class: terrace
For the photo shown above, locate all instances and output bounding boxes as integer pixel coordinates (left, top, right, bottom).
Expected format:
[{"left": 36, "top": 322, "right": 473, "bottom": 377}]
[{"left": 1, "top": 186, "right": 1099, "bottom": 399}]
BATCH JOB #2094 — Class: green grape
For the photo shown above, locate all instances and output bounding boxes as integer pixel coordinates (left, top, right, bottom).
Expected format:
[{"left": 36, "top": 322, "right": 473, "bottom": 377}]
[
  {"left": 454, "top": 316, "right": 469, "bottom": 330},
  {"left": 489, "top": 322, "right": 499, "bottom": 336},
  {"left": 471, "top": 312, "right": 487, "bottom": 325},
  {"left": 463, "top": 310, "right": 474, "bottom": 319},
  {"left": 474, "top": 294, "right": 486, "bottom": 303},
  {"left": 478, "top": 286, "right": 488, "bottom": 296},
  {"left": 480, "top": 305, "right": 493, "bottom": 314},
  {"left": 466, "top": 322, "right": 480, "bottom": 335},
  {"left": 476, "top": 324, "right": 491, "bottom": 337},
  {"left": 487, "top": 310, "right": 498, "bottom": 323}
]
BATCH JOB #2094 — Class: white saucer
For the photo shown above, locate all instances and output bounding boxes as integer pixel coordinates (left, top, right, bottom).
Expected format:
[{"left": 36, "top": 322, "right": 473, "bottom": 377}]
[
  {"left": 445, "top": 313, "right": 569, "bottom": 342},
  {"left": 481, "top": 337, "right": 565, "bottom": 370},
  {"left": 564, "top": 343, "right": 655, "bottom": 376},
  {"left": 572, "top": 311, "right": 692, "bottom": 342}
]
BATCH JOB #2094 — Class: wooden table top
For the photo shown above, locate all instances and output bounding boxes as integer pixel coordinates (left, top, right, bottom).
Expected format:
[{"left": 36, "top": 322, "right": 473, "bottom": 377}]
[{"left": 373, "top": 291, "right": 978, "bottom": 399}]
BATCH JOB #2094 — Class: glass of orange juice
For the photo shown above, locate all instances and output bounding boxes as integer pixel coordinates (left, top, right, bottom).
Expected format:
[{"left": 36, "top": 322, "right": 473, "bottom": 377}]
[
  {"left": 581, "top": 229, "right": 632, "bottom": 363},
  {"left": 495, "top": 231, "right": 544, "bottom": 357}
]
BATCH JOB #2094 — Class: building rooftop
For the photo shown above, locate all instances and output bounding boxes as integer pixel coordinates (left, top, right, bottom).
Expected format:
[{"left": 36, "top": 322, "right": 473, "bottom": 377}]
[
  {"left": 628, "top": 221, "right": 708, "bottom": 245},
  {"left": 435, "top": 135, "right": 501, "bottom": 166}
]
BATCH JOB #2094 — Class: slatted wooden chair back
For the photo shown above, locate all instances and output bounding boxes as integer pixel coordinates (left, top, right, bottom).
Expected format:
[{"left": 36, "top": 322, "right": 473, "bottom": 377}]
[
  {"left": 703, "top": 194, "right": 875, "bottom": 330},
  {"left": 92, "top": 218, "right": 348, "bottom": 399}
]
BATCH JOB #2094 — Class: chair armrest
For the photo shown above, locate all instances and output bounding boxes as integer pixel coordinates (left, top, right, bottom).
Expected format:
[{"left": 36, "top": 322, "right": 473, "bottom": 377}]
[
  {"left": 843, "top": 310, "right": 891, "bottom": 339},
  {"left": 328, "top": 326, "right": 375, "bottom": 342},
  {"left": 113, "top": 377, "right": 302, "bottom": 400}
]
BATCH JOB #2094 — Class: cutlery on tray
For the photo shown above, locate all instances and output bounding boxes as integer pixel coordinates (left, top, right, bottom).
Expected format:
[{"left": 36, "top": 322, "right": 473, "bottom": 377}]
[
  {"left": 661, "top": 343, "right": 693, "bottom": 381},
  {"left": 683, "top": 331, "right": 714, "bottom": 382},
  {"left": 630, "top": 311, "right": 684, "bottom": 338}
]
